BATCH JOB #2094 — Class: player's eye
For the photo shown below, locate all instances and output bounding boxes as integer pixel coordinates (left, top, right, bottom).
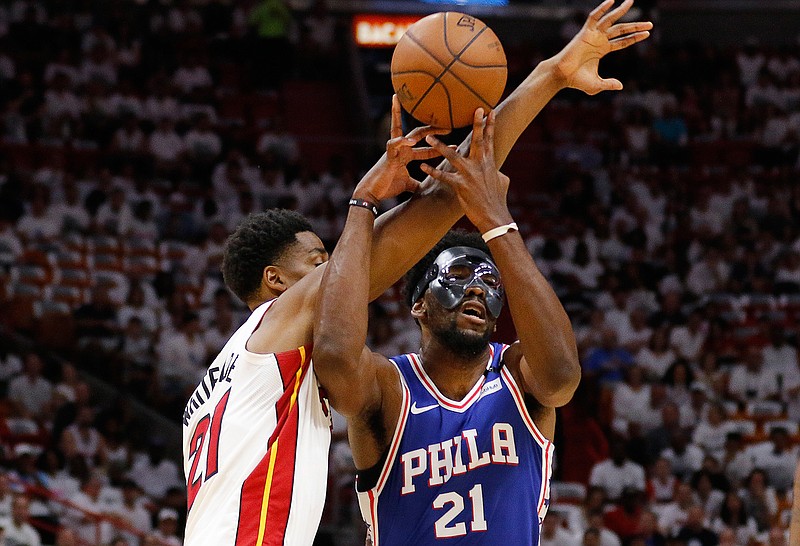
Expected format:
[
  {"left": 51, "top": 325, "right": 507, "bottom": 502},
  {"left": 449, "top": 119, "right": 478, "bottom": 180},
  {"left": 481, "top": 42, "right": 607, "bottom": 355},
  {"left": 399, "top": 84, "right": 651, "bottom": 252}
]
[
  {"left": 444, "top": 265, "right": 471, "bottom": 282},
  {"left": 480, "top": 274, "right": 499, "bottom": 287}
]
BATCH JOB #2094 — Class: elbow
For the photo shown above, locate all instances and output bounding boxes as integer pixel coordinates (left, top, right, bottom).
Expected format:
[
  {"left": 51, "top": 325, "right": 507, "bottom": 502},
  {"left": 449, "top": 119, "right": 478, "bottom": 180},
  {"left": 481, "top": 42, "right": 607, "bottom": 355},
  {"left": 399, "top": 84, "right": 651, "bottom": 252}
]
[
  {"left": 539, "top": 357, "right": 582, "bottom": 408},
  {"left": 312, "top": 333, "right": 350, "bottom": 371}
]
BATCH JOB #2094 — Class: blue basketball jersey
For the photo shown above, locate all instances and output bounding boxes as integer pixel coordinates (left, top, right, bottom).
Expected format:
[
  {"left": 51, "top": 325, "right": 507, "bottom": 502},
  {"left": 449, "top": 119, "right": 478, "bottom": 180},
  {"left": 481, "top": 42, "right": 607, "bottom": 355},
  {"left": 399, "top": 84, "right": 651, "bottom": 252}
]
[{"left": 357, "top": 342, "right": 554, "bottom": 545}]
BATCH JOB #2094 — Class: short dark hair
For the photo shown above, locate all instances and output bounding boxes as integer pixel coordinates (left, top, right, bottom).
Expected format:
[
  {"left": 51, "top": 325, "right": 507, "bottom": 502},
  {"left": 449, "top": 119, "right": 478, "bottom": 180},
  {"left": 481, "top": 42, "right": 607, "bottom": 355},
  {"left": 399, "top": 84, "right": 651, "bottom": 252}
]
[
  {"left": 222, "top": 210, "right": 313, "bottom": 303},
  {"left": 403, "top": 229, "right": 491, "bottom": 308}
]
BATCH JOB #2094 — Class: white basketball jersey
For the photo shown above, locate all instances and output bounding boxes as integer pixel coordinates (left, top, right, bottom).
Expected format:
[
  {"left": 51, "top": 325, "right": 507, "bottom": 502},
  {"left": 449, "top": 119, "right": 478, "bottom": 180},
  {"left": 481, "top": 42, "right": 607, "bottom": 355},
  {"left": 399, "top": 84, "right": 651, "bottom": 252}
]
[{"left": 183, "top": 299, "right": 332, "bottom": 546}]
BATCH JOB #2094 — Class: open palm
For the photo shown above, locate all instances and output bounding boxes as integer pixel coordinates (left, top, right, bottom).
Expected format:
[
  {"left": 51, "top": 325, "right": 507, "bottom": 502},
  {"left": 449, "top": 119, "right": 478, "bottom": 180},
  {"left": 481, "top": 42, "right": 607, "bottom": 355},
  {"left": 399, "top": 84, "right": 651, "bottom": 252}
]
[{"left": 553, "top": 0, "right": 652, "bottom": 95}]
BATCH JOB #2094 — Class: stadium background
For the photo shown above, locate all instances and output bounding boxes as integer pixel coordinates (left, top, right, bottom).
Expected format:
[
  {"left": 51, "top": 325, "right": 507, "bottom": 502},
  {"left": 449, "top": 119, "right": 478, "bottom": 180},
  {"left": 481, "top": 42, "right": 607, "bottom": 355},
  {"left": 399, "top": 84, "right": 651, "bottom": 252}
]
[{"left": 1, "top": 0, "right": 800, "bottom": 544}]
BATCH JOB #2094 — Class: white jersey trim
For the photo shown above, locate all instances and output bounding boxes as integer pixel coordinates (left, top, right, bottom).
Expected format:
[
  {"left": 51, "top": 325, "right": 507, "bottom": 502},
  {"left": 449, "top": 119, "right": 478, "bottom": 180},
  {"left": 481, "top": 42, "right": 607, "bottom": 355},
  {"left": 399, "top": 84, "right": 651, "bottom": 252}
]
[
  {"left": 407, "top": 345, "right": 496, "bottom": 413},
  {"left": 357, "top": 364, "right": 411, "bottom": 546}
]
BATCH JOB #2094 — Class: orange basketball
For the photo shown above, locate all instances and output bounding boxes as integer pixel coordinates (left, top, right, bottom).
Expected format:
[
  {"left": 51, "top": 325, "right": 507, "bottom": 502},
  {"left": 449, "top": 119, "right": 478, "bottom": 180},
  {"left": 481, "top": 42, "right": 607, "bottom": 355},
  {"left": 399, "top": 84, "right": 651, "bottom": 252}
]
[{"left": 391, "top": 12, "right": 507, "bottom": 130}]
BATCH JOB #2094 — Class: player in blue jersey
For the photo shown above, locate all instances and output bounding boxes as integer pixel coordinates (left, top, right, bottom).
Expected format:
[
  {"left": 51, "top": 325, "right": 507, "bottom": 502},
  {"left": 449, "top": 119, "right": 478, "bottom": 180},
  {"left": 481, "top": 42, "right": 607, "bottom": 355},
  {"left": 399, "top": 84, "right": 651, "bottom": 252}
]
[
  {"left": 312, "top": 2, "right": 651, "bottom": 543},
  {"left": 314, "top": 106, "right": 581, "bottom": 544}
]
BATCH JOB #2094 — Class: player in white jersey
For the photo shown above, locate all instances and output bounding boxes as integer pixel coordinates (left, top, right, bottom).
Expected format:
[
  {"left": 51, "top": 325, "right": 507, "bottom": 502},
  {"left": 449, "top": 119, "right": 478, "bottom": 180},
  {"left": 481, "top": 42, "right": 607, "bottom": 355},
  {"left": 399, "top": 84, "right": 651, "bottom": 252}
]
[{"left": 182, "top": 3, "right": 652, "bottom": 542}]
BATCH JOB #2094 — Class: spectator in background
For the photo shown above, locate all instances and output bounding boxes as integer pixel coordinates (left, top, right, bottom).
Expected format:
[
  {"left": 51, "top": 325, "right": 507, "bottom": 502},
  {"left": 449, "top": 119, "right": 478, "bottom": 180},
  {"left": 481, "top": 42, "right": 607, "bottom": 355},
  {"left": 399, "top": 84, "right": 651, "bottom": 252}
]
[
  {"left": 691, "top": 402, "right": 732, "bottom": 464},
  {"left": 66, "top": 474, "right": 119, "bottom": 545},
  {"left": 654, "top": 482, "right": 696, "bottom": 537},
  {"left": 172, "top": 54, "right": 213, "bottom": 96},
  {"left": 660, "top": 430, "right": 704, "bottom": 481},
  {"left": 728, "top": 344, "right": 780, "bottom": 405},
  {"left": 757, "top": 427, "right": 798, "bottom": 493},
  {"left": 60, "top": 406, "right": 106, "bottom": 469},
  {"left": 663, "top": 359, "right": 694, "bottom": 407},
  {"left": 692, "top": 470, "right": 725, "bottom": 522},
  {"left": 589, "top": 437, "right": 646, "bottom": 502},
  {"left": 584, "top": 328, "right": 634, "bottom": 384},
  {"left": 0, "top": 474, "right": 13, "bottom": 520},
  {"left": 604, "top": 487, "right": 644, "bottom": 542},
  {"left": 112, "top": 480, "right": 152, "bottom": 546},
  {"left": 201, "top": 289, "right": 238, "bottom": 357},
  {"left": 761, "top": 325, "right": 797, "bottom": 379},
  {"left": 674, "top": 505, "right": 718, "bottom": 546},
  {"left": 741, "top": 468, "right": 778, "bottom": 532},
  {"left": 540, "top": 510, "right": 578, "bottom": 546},
  {"left": 686, "top": 246, "right": 729, "bottom": 297},
  {"left": 73, "top": 286, "right": 120, "bottom": 353},
  {"left": 16, "top": 185, "right": 59, "bottom": 243},
  {"left": 669, "top": 309, "right": 707, "bottom": 362},
  {"left": 50, "top": 177, "right": 90, "bottom": 234},
  {"left": 634, "top": 510, "right": 666, "bottom": 546},
  {"left": 712, "top": 490, "right": 758, "bottom": 545},
  {"left": 117, "top": 283, "right": 159, "bottom": 337},
  {"left": 129, "top": 439, "right": 181, "bottom": 501},
  {"left": 95, "top": 185, "right": 133, "bottom": 236},
  {"left": 148, "top": 118, "right": 185, "bottom": 177},
  {"left": 151, "top": 508, "right": 181, "bottom": 546},
  {"left": 7, "top": 352, "right": 53, "bottom": 421},
  {"left": 156, "top": 312, "right": 206, "bottom": 397},
  {"left": 0, "top": 494, "right": 42, "bottom": 546},
  {"left": 645, "top": 401, "right": 686, "bottom": 464},
  {"left": 612, "top": 364, "right": 651, "bottom": 438},
  {"left": 648, "top": 457, "right": 677, "bottom": 504}
]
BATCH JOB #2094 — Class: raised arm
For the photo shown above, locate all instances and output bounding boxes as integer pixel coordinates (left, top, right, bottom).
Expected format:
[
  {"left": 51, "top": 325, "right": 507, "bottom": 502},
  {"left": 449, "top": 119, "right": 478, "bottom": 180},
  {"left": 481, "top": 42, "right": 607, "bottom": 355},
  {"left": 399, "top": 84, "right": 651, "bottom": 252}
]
[
  {"left": 422, "top": 113, "right": 581, "bottom": 409},
  {"left": 252, "top": 0, "right": 650, "bottom": 356},
  {"left": 312, "top": 115, "right": 444, "bottom": 416},
  {"left": 368, "top": 0, "right": 651, "bottom": 297}
]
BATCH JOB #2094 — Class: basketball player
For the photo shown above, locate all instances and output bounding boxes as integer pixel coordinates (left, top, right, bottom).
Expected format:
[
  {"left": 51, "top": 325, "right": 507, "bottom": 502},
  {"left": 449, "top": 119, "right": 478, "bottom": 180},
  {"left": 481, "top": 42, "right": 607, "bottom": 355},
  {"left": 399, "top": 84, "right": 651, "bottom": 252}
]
[
  {"left": 314, "top": 107, "right": 579, "bottom": 545},
  {"left": 182, "top": 1, "right": 651, "bottom": 543}
]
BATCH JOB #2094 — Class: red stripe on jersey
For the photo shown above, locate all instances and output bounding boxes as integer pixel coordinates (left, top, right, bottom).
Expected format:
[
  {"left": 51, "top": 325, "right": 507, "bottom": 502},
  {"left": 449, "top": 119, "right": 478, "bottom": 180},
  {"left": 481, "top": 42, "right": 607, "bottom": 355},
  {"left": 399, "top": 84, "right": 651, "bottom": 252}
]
[
  {"left": 235, "top": 347, "right": 310, "bottom": 546},
  {"left": 274, "top": 346, "right": 306, "bottom": 390},
  {"left": 260, "top": 397, "right": 300, "bottom": 545}
]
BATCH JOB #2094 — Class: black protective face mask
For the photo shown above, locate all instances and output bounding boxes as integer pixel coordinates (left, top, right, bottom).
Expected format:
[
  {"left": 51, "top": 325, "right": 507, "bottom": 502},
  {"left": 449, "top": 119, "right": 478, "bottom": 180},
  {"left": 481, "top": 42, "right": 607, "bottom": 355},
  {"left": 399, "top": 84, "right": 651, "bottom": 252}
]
[{"left": 413, "top": 246, "right": 504, "bottom": 318}]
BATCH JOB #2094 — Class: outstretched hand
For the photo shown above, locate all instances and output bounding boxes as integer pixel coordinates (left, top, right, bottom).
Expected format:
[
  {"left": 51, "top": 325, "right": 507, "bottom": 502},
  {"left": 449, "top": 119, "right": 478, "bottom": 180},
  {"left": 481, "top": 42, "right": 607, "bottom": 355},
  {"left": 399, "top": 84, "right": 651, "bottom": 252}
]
[
  {"left": 552, "top": 0, "right": 652, "bottom": 95},
  {"left": 354, "top": 95, "right": 450, "bottom": 203},
  {"left": 420, "top": 109, "right": 513, "bottom": 233}
]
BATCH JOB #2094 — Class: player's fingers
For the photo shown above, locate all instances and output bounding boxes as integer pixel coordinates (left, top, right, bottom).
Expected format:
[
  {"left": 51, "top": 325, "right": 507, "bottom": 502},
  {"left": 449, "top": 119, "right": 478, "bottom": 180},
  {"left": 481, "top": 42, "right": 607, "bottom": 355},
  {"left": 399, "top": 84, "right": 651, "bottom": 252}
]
[
  {"left": 609, "top": 30, "right": 651, "bottom": 51},
  {"left": 420, "top": 163, "right": 460, "bottom": 187},
  {"left": 606, "top": 21, "right": 653, "bottom": 40},
  {"left": 425, "top": 135, "right": 462, "bottom": 164},
  {"left": 405, "top": 176, "right": 422, "bottom": 194},
  {"left": 586, "top": 0, "right": 614, "bottom": 29},
  {"left": 597, "top": 77, "right": 624, "bottom": 93},
  {"left": 469, "top": 108, "right": 486, "bottom": 159},
  {"left": 405, "top": 125, "right": 449, "bottom": 143},
  {"left": 411, "top": 146, "right": 447, "bottom": 161},
  {"left": 598, "top": 0, "right": 633, "bottom": 32},
  {"left": 483, "top": 110, "right": 496, "bottom": 159},
  {"left": 391, "top": 95, "right": 403, "bottom": 140}
]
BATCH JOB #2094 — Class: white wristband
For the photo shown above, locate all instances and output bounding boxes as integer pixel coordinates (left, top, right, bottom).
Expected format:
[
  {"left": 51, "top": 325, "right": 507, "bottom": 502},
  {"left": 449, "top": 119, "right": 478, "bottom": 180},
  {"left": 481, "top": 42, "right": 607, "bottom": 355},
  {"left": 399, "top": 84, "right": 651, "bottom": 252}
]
[{"left": 481, "top": 222, "right": 518, "bottom": 243}]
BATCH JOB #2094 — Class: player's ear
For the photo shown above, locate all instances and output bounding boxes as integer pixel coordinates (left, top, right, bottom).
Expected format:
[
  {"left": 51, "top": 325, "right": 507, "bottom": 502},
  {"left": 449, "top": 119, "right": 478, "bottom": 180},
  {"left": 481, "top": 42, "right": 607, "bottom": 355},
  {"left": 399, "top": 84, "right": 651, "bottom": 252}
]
[
  {"left": 410, "top": 298, "right": 426, "bottom": 321},
  {"left": 264, "top": 265, "right": 287, "bottom": 294}
]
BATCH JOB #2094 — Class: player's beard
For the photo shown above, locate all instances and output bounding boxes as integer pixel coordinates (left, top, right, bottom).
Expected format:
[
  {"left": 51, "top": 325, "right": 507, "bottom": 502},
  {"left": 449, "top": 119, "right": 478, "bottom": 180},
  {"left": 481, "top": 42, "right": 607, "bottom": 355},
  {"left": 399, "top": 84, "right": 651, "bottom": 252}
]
[{"left": 433, "top": 316, "right": 493, "bottom": 359}]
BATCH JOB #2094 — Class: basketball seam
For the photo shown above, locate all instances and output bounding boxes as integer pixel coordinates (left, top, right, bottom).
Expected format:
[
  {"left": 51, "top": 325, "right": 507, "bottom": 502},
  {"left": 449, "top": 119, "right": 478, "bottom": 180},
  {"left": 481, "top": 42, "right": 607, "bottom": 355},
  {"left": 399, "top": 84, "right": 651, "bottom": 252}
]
[
  {"left": 403, "top": 23, "right": 495, "bottom": 125},
  {"left": 392, "top": 64, "right": 507, "bottom": 76}
]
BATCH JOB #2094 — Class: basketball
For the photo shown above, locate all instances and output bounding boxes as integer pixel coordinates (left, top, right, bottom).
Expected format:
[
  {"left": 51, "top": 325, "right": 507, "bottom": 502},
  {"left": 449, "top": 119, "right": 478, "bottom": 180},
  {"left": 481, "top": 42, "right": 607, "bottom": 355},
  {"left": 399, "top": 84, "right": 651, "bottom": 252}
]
[{"left": 391, "top": 12, "right": 507, "bottom": 130}]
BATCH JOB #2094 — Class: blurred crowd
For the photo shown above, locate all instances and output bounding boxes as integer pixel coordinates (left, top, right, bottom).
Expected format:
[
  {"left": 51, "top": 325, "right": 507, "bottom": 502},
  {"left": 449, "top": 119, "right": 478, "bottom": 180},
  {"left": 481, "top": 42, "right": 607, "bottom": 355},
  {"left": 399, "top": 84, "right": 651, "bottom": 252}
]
[{"left": 0, "top": 0, "right": 800, "bottom": 544}]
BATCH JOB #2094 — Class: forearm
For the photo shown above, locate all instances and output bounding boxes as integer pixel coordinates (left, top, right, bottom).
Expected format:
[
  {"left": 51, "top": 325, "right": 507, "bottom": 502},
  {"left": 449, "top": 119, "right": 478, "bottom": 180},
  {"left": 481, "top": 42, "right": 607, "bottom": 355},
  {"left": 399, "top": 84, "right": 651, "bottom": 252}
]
[
  {"left": 487, "top": 231, "right": 581, "bottom": 406},
  {"left": 369, "top": 175, "right": 461, "bottom": 300},
  {"left": 314, "top": 205, "right": 374, "bottom": 378},
  {"left": 492, "top": 58, "right": 562, "bottom": 166}
]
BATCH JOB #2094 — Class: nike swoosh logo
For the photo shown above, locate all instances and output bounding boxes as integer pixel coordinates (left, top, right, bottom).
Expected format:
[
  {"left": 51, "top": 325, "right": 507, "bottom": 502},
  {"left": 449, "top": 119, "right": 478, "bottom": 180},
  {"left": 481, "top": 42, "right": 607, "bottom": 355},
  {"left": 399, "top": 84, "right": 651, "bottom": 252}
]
[{"left": 410, "top": 402, "right": 438, "bottom": 415}]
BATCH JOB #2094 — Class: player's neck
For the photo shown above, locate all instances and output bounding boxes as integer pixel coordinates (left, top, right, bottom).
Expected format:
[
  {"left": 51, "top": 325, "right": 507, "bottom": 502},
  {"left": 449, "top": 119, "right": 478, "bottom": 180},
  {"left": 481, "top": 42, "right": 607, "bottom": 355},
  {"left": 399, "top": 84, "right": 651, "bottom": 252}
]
[{"left": 418, "top": 340, "right": 491, "bottom": 401}]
